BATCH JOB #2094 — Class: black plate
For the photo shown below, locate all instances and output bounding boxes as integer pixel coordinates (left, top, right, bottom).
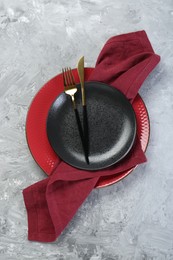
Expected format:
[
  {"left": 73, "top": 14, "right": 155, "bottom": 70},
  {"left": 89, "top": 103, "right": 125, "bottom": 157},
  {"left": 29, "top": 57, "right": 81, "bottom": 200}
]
[{"left": 47, "top": 82, "right": 136, "bottom": 171}]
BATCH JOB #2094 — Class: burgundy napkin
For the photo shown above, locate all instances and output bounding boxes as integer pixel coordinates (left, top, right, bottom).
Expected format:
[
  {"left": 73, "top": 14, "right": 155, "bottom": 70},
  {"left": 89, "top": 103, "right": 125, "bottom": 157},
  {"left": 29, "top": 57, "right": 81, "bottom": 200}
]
[{"left": 23, "top": 30, "right": 160, "bottom": 242}]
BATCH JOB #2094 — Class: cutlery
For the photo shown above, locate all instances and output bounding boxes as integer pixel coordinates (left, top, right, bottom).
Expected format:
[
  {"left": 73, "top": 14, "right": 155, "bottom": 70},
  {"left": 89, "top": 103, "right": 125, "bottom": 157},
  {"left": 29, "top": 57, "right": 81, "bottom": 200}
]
[
  {"left": 77, "top": 57, "right": 89, "bottom": 163},
  {"left": 62, "top": 67, "right": 89, "bottom": 164},
  {"left": 62, "top": 67, "right": 77, "bottom": 109}
]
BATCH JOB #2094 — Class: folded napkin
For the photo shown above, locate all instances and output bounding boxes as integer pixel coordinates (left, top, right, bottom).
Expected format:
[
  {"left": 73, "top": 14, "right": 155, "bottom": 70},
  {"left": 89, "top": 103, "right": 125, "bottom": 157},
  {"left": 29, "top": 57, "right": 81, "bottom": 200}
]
[{"left": 23, "top": 30, "right": 160, "bottom": 242}]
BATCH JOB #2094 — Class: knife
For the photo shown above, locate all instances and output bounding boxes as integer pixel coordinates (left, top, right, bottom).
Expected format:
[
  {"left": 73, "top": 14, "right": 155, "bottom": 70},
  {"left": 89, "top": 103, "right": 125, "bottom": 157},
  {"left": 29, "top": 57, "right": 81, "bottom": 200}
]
[{"left": 77, "top": 56, "right": 89, "bottom": 164}]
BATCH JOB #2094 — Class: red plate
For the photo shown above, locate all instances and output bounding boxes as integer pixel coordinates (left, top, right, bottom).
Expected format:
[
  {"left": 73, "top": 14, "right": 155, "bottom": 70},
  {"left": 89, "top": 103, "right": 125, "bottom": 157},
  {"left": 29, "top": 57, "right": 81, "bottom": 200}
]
[{"left": 26, "top": 68, "right": 150, "bottom": 188}]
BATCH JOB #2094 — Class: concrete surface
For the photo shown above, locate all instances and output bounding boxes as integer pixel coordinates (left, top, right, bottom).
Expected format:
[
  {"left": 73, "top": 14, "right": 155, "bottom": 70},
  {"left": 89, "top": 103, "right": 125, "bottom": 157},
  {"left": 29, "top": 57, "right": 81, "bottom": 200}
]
[{"left": 0, "top": 0, "right": 173, "bottom": 259}]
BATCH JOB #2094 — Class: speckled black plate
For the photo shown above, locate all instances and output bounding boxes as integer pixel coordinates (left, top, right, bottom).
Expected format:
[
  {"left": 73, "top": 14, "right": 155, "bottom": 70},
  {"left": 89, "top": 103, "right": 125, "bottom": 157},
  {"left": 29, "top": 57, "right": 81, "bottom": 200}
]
[{"left": 47, "top": 82, "right": 136, "bottom": 171}]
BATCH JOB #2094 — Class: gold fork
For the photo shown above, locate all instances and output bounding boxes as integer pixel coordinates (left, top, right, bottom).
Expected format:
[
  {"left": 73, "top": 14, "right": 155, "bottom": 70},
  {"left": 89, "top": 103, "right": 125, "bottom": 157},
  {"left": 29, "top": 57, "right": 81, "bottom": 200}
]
[
  {"left": 62, "top": 67, "right": 77, "bottom": 109},
  {"left": 62, "top": 67, "right": 89, "bottom": 164}
]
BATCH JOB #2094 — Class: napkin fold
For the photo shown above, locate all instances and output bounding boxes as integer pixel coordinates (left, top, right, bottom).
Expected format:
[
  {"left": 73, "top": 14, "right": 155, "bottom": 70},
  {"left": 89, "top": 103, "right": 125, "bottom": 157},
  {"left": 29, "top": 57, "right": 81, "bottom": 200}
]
[
  {"left": 89, "top": 30, "right": 160, "bottom": 101},
  {"left": 23, "top": 30, "right": 160, "bottom": 242}
]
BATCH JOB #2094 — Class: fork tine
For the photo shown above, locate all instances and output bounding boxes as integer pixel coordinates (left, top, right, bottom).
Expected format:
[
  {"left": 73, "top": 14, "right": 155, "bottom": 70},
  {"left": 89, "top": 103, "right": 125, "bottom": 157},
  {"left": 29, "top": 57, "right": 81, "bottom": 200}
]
[
  {"left": 65, "top": 67, "right": 71, "bottom": 86},
  {"left": 62, "top": 66, "right": 76, "bottom": 93},
  {"left": 69, "top": 67, "right": 76, "bottom": 85},
  {"left": 67, "top": 67, "right": 73, "bottom": 85}
]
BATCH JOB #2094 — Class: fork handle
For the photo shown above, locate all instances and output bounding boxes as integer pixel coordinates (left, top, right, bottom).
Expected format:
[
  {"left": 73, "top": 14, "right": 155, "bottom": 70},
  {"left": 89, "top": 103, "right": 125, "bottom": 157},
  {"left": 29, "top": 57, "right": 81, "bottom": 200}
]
[
  {"left": 71, "top": 95, "right": 76, "bottom": 109},
  {"left": 74, "top": 108, "right": 89, "bottom": 164}
]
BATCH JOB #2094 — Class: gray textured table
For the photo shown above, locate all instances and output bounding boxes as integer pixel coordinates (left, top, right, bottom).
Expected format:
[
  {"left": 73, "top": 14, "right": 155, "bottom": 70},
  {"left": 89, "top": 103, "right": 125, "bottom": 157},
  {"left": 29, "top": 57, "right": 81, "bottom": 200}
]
[{"left": 0, "top": 0, "right": 173, "bottom": 259}]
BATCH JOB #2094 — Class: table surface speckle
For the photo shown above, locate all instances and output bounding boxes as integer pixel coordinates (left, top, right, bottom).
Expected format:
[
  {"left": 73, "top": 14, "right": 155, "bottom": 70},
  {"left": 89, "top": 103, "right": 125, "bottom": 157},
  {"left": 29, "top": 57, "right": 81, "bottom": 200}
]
[{"left": 0, "top": 0, "right": 173, "bottom": 259}]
